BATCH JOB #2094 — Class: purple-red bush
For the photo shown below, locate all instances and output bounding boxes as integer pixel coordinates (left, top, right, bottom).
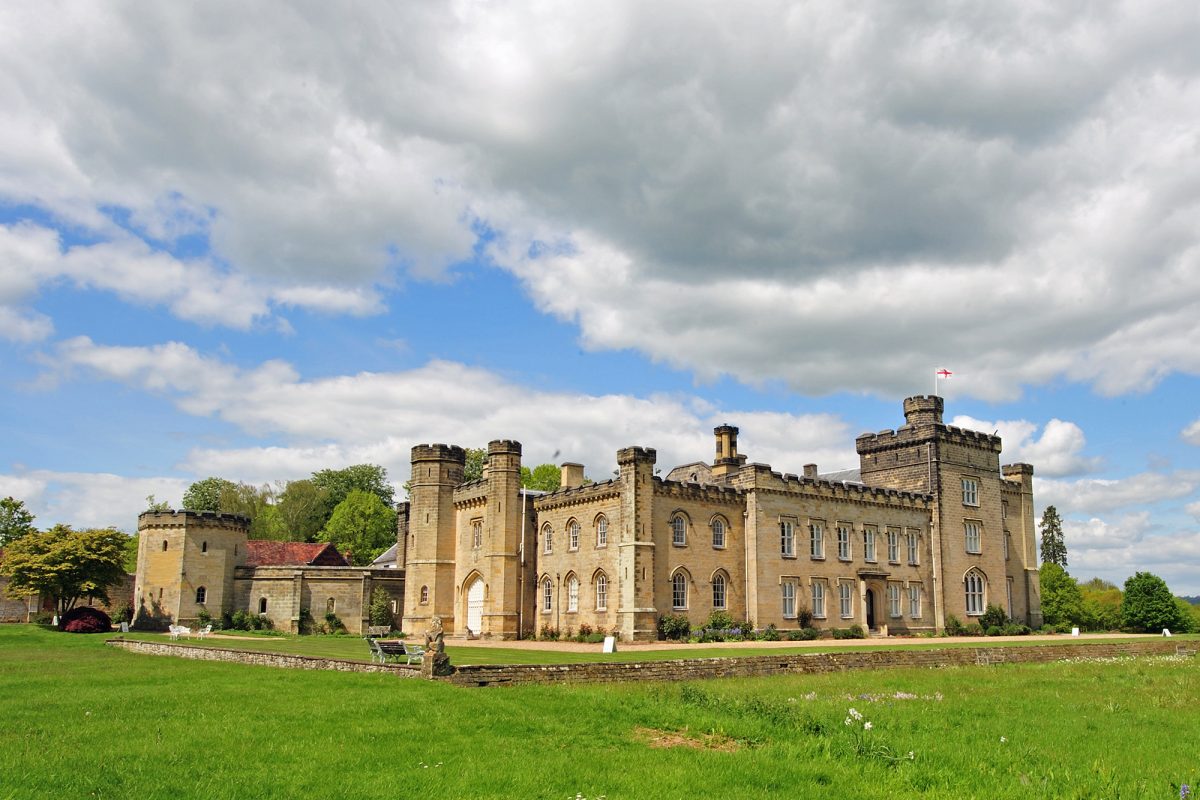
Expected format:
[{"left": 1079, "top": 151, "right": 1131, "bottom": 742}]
[{"left": 61, "top": 606, "right": 112, "bottom": 633}]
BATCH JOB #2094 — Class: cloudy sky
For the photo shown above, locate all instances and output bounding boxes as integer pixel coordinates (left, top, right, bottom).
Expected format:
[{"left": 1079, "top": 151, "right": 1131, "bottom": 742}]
[{"left": 2, "top": 2, "right": 1198, "bottom": 593}]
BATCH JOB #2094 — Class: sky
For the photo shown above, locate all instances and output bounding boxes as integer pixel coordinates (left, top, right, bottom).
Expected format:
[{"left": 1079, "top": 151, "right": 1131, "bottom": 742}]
[{"left": 1, "top": 3, "right": 1199, "bottom": 594}]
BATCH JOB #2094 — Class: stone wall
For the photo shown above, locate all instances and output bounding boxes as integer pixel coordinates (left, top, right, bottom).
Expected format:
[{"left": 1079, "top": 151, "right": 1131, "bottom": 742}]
[{"left": 106, "top": 638, "right": 420, "bottom": 676}]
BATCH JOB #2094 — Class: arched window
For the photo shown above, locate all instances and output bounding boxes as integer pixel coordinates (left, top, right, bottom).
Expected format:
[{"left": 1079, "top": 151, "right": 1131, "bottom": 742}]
[
  {"left": 712, "top": 573, "right": 726, "bottom": 609},
  {"left": 201, "top": 541, "right": 208, "bottom": 553},
  {"left": 419, "top": 585, "right": 429, "bottom": 605},
  {"left": 965, "top": 570, "right": 986, "bottom": 616},
  {"left": 672, "top": 572, "right": 688, "bottom": 609},
  {"left": 195, "top": 586, "right": 207, "bottom": 605},
  {"left": 595, "top": 573, "right": 608, "bottom": 611},
  {"left": 542, "top": 524, "right": 553, "bottom": 554},
  {"left": 567, "top": 574, "right": 579, "bottom": 612},
  {"left": 596, "top": 515, "right": 608, "bottom": 547},
  {"left": 542, "top": 578, "right": 553, "bottom": 612},
  {"left": 258, "top": 597, "right": 268, "bottom": 615},
  {"left": 472, "top": 520, "right": 483, "bottom": 548},
  {"left": 568, "top": 520, "right": 580, "bottom": 551},
  {"left": 162, "top": 540, "right": 168, "bottom": 551},
  {"left": 711, "top": 517, "right": 726, "bottom": 548},
  {"left": 326, "top": 597, "right": 336, "bottom": 613},
  {"left": 671, "top": 515, "right": 687, "bottom": 546}
]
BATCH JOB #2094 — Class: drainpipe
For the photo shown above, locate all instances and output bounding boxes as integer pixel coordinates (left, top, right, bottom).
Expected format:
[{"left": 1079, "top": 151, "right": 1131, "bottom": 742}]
[{"left": 518, "top": 487, "right": 527, "bottom": 640}]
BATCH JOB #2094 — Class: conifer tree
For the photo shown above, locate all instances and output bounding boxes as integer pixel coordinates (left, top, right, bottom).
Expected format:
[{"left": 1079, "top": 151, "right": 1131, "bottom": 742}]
[{"left": 1039, "top": 505, "right": 1067, "bottom": 567}]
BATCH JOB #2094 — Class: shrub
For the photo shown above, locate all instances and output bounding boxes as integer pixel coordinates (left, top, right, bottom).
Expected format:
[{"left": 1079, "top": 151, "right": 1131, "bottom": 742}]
[
  {"left": 964, "top": 623, "right": 984, "bottom": 636},
  {"left": 657, "top": 614, "right": 691, "bottom": 641},
  {"left": 1121, "top": 571, "right": 1183, "bottom": 633},
  {"left": 368, "top": 586, "right": 394, "bottom": 629},
  {"left": 111, "top": 604, "right": 133, "bottom": 624},
  {"left": 1001, "top": 622, "right": 1031, "bottom": 636},
  {"left": 32, "top": 611, "right": 55, "bottom": 626},
  {"left": 196, "top": 608, "right": 213, "bottom": 628},
  {"left": 760, "top": 623, "right": 781, "bottom": 641},
  {"left": 298, "top": 607, "right": 315, "bottom": 635},
  {"left": 980, "top": 604, "right": 1008, "bottom": 630},
  {"left": 322, "top": 612, "right": 345, "bottom": 634},
  {"left": 831, "top": 624, "right": 866, "bottom": 640},
  {"left": 583, "top": 632, "right": 606, "bottom": 643},
  {"left": 706, "top": 610, "right": 736, "bottom": 631},
  {"left": 787, "top": 627, "right": 820, "bottom": 641},
  {"left": 578, "top": 623, "right": 593, "bottom": 637},
  {"left": 61, "top": 606, "right": 112, "bottom": 633},
  {"left": 797, "top": 607, "right": 814, "bottom": 629},
  {"left": 985, "top": 625, "right": 1003, "bottom": 637},
  {"left": 230, "top": 610, "right": 252, "bottom": 631},
  {"left": 944, "top": 614, "right": 966, "bottom": 636},
  {"left": 539, "top": 624, "right": 560, "bottom": 641}
]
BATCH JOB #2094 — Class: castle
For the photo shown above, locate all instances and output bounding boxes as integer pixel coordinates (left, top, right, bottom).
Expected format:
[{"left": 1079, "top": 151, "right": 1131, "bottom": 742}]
[{"left": 134, "top": 395, "right": 1042, "bottom": 639}]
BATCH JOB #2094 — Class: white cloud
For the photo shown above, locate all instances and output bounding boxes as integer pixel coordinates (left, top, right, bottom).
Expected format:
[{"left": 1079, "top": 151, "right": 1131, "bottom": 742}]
[
  {"left": 1063, "top": 513, "right": 1200, "bottom": 595},
  {"left": 1037, "top": 470, "right": 1200, "bottom": 515},
  {"left": 2, "top": 5, "right": 1200, "bottom": 395},
  {"left": 0, "top": 469, "right": 190, "bottom": 532},
  {"left": 1183, "top": 419, "right": 1200, "bottom": 446},
  {"left": 950, "top": 415, "right": 1101, "bottom": 477}
]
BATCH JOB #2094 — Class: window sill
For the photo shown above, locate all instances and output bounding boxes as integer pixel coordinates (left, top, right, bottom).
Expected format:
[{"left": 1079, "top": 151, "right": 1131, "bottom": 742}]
[
  {"left": 810, "top": 555, "right": 826, "bottom": 561},
  {"left": 838, "top": 556, "right": 852, "bottom": 562},
  {"left": 781, "top": 553, "right": 796, "bottom": 559}
]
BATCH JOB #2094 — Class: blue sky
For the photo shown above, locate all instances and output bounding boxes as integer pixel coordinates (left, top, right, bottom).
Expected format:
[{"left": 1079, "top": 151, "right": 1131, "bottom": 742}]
[{"left": 1, "top": 3, "right": 1198, "bottom": 593}]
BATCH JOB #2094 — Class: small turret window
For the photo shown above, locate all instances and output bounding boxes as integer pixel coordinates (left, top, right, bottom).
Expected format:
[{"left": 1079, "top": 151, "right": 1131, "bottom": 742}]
[
  {"left": 195, "top": 586, "right": 207, "bottom": 604},
  {"left": 201, "top": 541, "right": 208, "bottom": 553},
  {"left": 162, "top": 540, "right": 168, "bottom": 551},
  {"left": 258, "top": 597, "right": 268, "bottom": 615}
]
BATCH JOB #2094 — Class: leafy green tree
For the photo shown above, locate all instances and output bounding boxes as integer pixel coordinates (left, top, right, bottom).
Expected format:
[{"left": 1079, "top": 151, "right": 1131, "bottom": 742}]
[
  {"left": 0, "top": 496, "right": 36, "bottom": 546},
  {"left": 1039, "top": 563, "right": 1083, "bottom": 627},
  {"left": 0, "top": 524, "right": 130, "bottom": 618},
  {"left": 320, "top": 490, "right": 397, "bottom": 566},
  {"left": 276, "top": 479, "right": 330, "bottom": 542},
  {"left": 1120, "top": 571, "right": 1183, "bottom": 632},
  {"left": 1171, "top": 597, "right": 1198, "bottom": 633},
  {"left": 1079, "top": 577, "right": 1122, "bottom": 631},
  {"left": 463, "top": 448, "right": 487, "bottom": 483},
  {"left": 121, "top": 533, "right": 139, "bottom": 573},
  {"left": 181, "top": 477, "right": 238, "bottom": 512},
  {"left": 312, "top": 464, "right": 394, "bottom": 510},
  {"left": 368, "top": 586, "right": 394, "bottom": 628},
  {"left": 520, "top": 463, "right": 561, "bottom": 492},
  {"left": 144, "top": 495, "right": 171, "bottom": 512},
  {"left": 1039, "top": 505, "right": 1067, "bottom": 567}
]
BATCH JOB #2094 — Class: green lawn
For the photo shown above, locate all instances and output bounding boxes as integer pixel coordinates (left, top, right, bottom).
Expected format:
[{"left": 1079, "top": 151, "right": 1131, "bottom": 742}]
[{"left": 1, "top": 624, "right": 1197, "bottom": 799}]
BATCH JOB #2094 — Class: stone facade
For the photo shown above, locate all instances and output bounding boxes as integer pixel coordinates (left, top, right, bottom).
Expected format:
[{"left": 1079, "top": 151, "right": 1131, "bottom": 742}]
[{"left": 403, "top": 395, "right": 1041, "bottom": 641}]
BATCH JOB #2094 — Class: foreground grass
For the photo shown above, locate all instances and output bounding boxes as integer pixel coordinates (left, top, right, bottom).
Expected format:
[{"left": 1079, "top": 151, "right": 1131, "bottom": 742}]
[
  {"left": 1, "top": 625, "right": 1197, "bottom": 799},
  {"left": 115, "top": 629, "right": 1193, "bottom": 666}
]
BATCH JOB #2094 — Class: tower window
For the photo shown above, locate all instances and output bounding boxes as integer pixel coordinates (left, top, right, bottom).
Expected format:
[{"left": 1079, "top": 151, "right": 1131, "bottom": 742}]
[
  {"left": 258, "top": 597, "right": 268, "bottom": 615},
  {"left": 201, "top": 541, "right": 208, "bottom": 553},
  {"left": 195, "top": 586, "right": 207, "bottom": 605}
]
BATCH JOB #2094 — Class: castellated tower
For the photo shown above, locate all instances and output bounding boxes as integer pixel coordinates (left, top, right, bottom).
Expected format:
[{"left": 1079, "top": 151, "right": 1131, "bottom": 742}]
[
  {"left": 617, "top": 446, "right": 658, "bottom": 641},
  {"left": 404, "top": 444, "right": 465, "bottom": 633},
  {"left": 133, "top": 510, "right": 249, "bottom": 630}
]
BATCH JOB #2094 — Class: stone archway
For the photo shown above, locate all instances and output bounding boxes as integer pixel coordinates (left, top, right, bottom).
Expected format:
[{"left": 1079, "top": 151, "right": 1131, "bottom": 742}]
[{"left": 465, "top": 577, "right": 484, "bottom": 636}]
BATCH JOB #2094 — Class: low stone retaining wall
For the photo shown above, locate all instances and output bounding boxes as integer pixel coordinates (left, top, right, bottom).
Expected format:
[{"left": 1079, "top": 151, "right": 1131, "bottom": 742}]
[
  {"left": 106, "top": 638, "right": 421, "bottom": 677},
  {"left": 107, "top": 637, "right": 1192, "bottom": 687},
  {"left": 448, "top": 640, "right": 1193, "bottom": 687}
]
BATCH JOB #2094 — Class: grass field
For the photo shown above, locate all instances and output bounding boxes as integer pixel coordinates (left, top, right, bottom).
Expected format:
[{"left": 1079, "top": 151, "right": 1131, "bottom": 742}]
[{"left": 1, "top": 625, "right": 1197, "bottom": 799}]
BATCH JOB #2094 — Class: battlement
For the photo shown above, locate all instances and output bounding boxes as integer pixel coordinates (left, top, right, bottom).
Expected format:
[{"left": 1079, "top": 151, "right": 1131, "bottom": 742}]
[
  {"left": 617, "top": 446, "right": 657, "bottom": 464},
  {"left": 736, "top": 465, "right": 931, "bottom": 508},
  {"left": 411, "top": 443, "right": 467, "bottom": 464},
  {"left": 534, "top": 478, "right": 621, "bottom": 511},
  {"left": 652, "top": 476, "right": 745, "bottom": 504},
  {"left": 903, "top": 395, "right": 944, "bottom": 426},
  {"left": 487, "top": 439, "right": 522, "bottom": 456},
  {"left": 856, "top": 422, "right": 1001, "bottom": 454},
  {"left": 136, "top": 509, "right": 250, "bottom": 531}
]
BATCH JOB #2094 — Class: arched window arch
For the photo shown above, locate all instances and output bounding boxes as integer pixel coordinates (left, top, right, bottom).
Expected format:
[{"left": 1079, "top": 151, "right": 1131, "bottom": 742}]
[
  {"left": 964, "top": 569, "right": 987, "bottom": 616},
  {"left": 326, "top": 597, "right": 336, "bottom": 613},
  {"left": 201, "top": 541, "right": 208, "bottom": 553},
  {"left": 195, "top": 586, "right": 207, "bottom": 605},
  {"left": 595, "top": 515, "right": 608, "bottom": 547},
  {"left": 671, "top": 571, "right": 689, "bottom": 609},
  {"left": 711, "top": 516, "right": 727, "bottom": 548},
  {"left": 471, "top": 520, "right": 483, "bottom": 549},
  {"left": 258, "top": 597, "right": 268, "bottom": 615},
  {"left": 711, "top": 572, "right": 727, "bottom": 609},
  {"left": 568, "top": 519, "right": 580, "bottom": 551},
  {"left": 671, "top": 514, "right": 688, "bottom": 546},
  {"left": 541, "top": 577, "right": 553, "bottom": 613},
  {"left": 419, "top": 585, "right": 429, "bottom": 605},
  {"left": 594, "top": 572, "right": 608, "bottom": 611},
  {"left": 162, "top": 540, "right": 168, "bottom": 551},
  {"left": 566, "top": 573, "right": 579, "bottom": 612},
  {"left": 542, "top": 524, "right": 553, "bottom": 554}
]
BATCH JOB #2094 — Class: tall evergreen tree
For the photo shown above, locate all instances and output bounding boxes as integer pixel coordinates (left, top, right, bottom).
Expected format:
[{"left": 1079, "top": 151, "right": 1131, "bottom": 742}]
[{"left": 1039, "top": 505, "right": 1067, "bottom": 567}]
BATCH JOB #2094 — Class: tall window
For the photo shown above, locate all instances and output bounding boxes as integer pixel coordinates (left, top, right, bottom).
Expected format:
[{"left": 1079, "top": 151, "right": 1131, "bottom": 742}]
[
  {"left": 965, "top": 521, "right": 982, "bottom": 554},
  {"left": 201, "top": 541, "right": 207, "bottom": 553},
  {"left": 781, "top": 581, "right": 796, "bottom": 618},
  {"left": 567, "top": 575, "right": 579, "bottom": 612},
  {"left": 887, "top": 529, "right": 899, "bottom": 562},
  {"left": 543, "top": 524, "right": 553, "bottom": 554},
  {"left": 837, "top": 525, "right": 851, "bottom": 560},
  {"left": 596, "top": 516, "right": 608, "bottom": 547},
  {"left": 864, "top": 528, "right": 877, "bottom": 562},
  {"left": 1006, "top": 577, "right": 1014, "bottom": 618},
  {"left": 195, "top": 586, "right": 207, "bottom": 605},
  {"left": 472, "top": 520, "right": 482, "bottom": 549},
  {"left": 258, "top": 597, "right": 268, "bottom": 615},
  {"left": 596, "top": 573, "right": 608, "bottom": 610},
  {"left": 568, "top": 520, "right": 580, "bottom": 551},
  {"left": 811, "top": 582, "right": 826, "bottom": 618},
  {"left": 809, "top": 522, "right": 824, "bottom": 559},
  {"left": 965, "top": 570, "right": 986, "bottom": 615},
  {"left": 1003, "top": 533, "right": 1010, "bottom": 561},
  {"left": 839, "top": 582, "right": 853, "bottom": 618},
  {"left": 542, "top": 578, "right": 552, "bottom": 612},
  {"left": 712, "top": 573, "right": 727, "bottom": 609},
  {"left": 907, "top": 532, "right": 919, "bottom": 565},
  {"left": 888, "top": 584, "right": 901, "bottom": 617},
  {"left": 711, "top": 517, "right": 726, "bottom": 548},
  {"left": 780, "top": 520, "right": 795, "bottom": 557},
  {"left": 672, "top": 573, "right": 688, "bottom": 609},
  {"left": 672, "top": 516, "right": 687, "bottom": 546},
  {"left": 908, "top": 585, "right": 921, "bottom": 618},
  {"left": 420, "top": 585, "right": 429, "bottom": 604},
  {"left": 962, "top": 477, "right": 979, "bottom": 506}
]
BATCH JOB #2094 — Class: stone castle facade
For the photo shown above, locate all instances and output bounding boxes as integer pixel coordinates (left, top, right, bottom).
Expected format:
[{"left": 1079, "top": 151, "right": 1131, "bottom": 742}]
[{"left": 133, "top": 395, "right": 1041, "bottom": 640}]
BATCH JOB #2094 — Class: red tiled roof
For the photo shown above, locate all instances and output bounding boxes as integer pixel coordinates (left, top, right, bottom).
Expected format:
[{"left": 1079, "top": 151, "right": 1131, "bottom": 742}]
[{"left": 243, "top": 541, "right": 348, "bottom": 567}]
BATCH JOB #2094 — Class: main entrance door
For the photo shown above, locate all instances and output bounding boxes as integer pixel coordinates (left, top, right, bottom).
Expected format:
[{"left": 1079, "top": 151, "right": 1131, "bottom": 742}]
[
  {"left": 466, "top": 578, "right": 484, "bottom": 635},
  {"left": 865, "top": 589, "right": 876, "bottom": 630}
]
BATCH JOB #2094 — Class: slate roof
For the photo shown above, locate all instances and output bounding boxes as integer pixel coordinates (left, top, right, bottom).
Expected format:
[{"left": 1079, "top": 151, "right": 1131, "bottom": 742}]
[{"left": 243, "top": 540, "right": 349, "bottom": 567}]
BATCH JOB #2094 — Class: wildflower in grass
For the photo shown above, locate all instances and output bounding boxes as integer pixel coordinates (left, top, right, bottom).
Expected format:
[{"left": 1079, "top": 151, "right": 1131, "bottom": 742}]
[
  {"left": 863, "top": 721, "right": 873, "bottom": 731},
  {"left": 848, "top": 708, "right": 862, "bottom": 721},
  {"left": 1181, "top": 784, "right": 1190, "bottom": 800}
]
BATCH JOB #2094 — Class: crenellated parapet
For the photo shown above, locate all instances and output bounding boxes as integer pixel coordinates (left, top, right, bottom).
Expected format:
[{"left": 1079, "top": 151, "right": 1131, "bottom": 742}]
[
  {"left": 137, "top": 509, "right": 250, "bottom": 532},
  {"left": 411, "top": 443, "right": 467, "bottom": 464},
  {"left": 856, "top": 422, "right": 1002, "bottom": 455},
  {"left": 534, "top": 478, "right": 621, "bottom": 512},
  {"left": 651, "top": 477, "right": 745, "bottom": 505},
  {"left": 617, "top": 446, "right": 657, "bottom": 465},
  {"left": 735, "top": 465, "right": 931, "bottom": 509}
]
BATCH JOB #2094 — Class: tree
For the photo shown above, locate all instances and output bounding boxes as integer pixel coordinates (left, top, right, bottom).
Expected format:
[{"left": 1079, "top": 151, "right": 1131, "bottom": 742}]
[
  {"left": 463, "top": 448, "right": 487, "bottom": 483},
  {"left": 181, "top": 477, "right": 237, "bottom": 512},
  {"left": 0, "top": 497, "right": 36, "bottom": 546},
  {"left": 1039, "top": 505, "right": 1067, "bottom": 567},
  {"left": 521, "top": 464, "right": 561, "bottom": 492},
  {"left": 1039, "top": 563, "right": 1083, "bottom": 627},
  {"left": 320, "top": 490, "right": 397, "bottom": 566},
  {"left": 1079, "top": 577, "right": 1122, "bottom": 631},
  {"left": 368, "top": 586, "right": 394, "bottom": 628},
  {"left": 144, "top": 495, "right": 171, "bottom": 512},
  {"left": 0, "top": 524, "right": 129, "bottom": 618},
  {"left": 276, "top": 479, "right": 330, "bottom": 542},
  {"left": 1121, "top": 571, "right": 1183, "bottom": 633},
  {"left": 311, "top": 464, "right": 395, "bottom": 510}
]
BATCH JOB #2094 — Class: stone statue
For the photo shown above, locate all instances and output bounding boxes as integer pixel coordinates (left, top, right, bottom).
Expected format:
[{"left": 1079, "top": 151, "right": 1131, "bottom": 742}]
[
  {"left": 420, "top": 615, "right": 453, "bottom": 678},
  {"left": 424, "top": 615, "right": 446, "bottom": 654}
]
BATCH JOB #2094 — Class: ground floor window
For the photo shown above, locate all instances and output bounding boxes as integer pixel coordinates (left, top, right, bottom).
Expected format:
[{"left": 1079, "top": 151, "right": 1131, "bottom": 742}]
[
  {"left": 567, "top": 576, "right": 579, "bottom": 612},
  {"left": 965, "top": 570, "right": 986, "bottom": 615},
  {"left": 839, "top": 582, "right": 853, "bottom": 618},
  {"left": 595, "top": 574, "right": 607, "bottom": 611},
  {"left": 712, "top": 573, "right": 727, "bottom": 609},
  {"left": 908, "top": 585, "right": 921, "bottom": 618},
  {"left": 782, "top": 581, "right": 796, "bottom": 618},
  {"left": 811, "top": 581, "right": 826, "bottom": 619},
  {"left": 258, "top": 597, "right": 267, "bottom": 615},
  {"left": 888, "top": 584, "right": 901, "bottom": 618},
  {"left": 672, "top": 573, "right": 688, "bottom": 609},
  {"left": 542, "top": 578, "right": 552, "bottom": 612}
]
